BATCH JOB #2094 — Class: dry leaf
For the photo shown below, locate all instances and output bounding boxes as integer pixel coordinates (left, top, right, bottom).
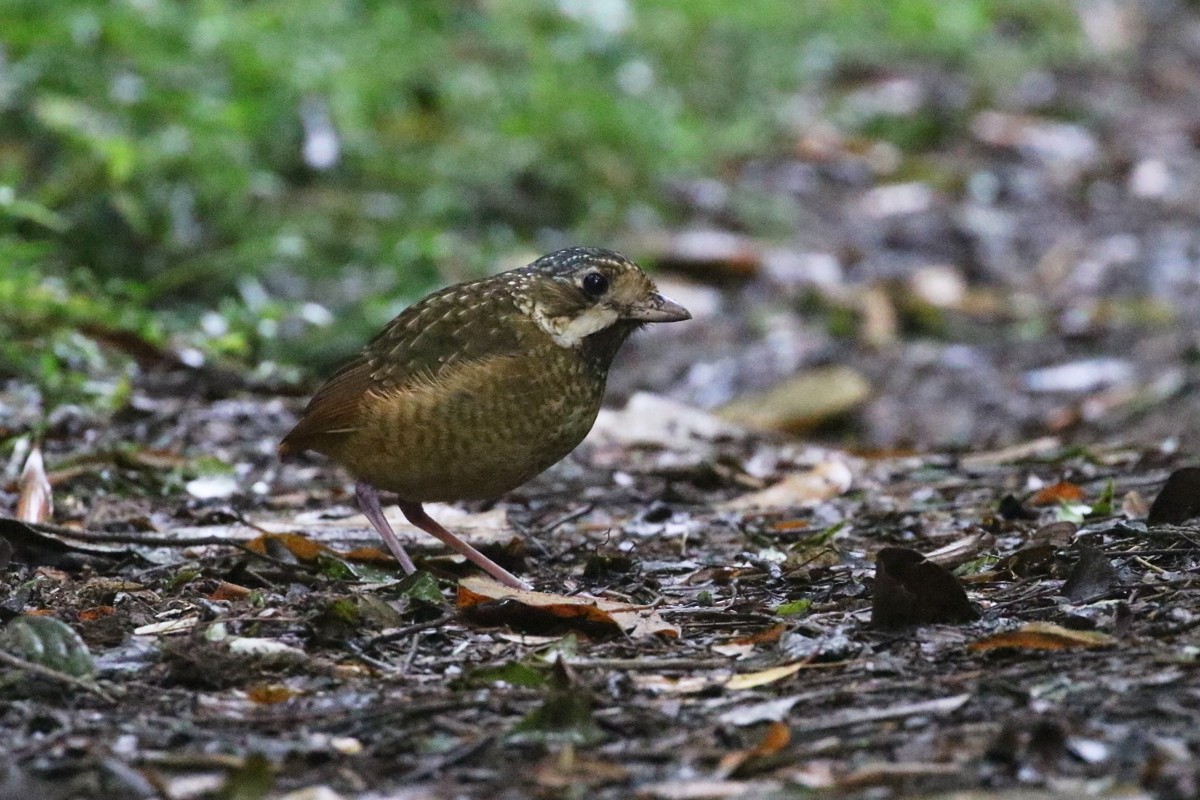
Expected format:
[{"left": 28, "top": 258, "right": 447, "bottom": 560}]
[
  {"left": 244, "top": 532, "right": 329, "bottom": 562},
  {"left": 1122, "top": 490, "right": 1150, "bottom": 519},
  {"left": 729, "top": 624, "right": 786, "bottom": 646},
  {"left": 630, "top": 674, "right": 720, "bottom": 695},
  {"left": 588, "top": 392, "right": 742, "bottom": 453},
  {"left": 968, "top": 621, "right": 1114, "bottom": 652},
  {"left": 77, "top": 606, "right": 116, "bottom": 622},
  {"left": 719, "top": 367, "right": 871, "bottom": 433},
  {"left": 17, "top": 445, "right": 53, "bottom": 524},
  {"left": 716, "top": 721, "right": 791, "bottom": 777},
  {"left": 340, "top": 546, "right": 395, "bottom": 563},
  {"left": 209, "top": 582, "right": 253, "bottom": 602},
  {"left": 637, "top": 779, "right": 781, "bottom": 800},
  {"left": 457, "top": 576, "right": 680, "bottom": 639},
  {"left": 718, "top": 696, "right": 805, "bottom": 726},
  {"left": 726, "top": 662, "right": 807, "bottom": 690},
  {"left": 872, "top": 547, "right": 979, "bottom": 628},
  {"left": 247, "top": 684, "right": 298, "bottom": 705},
  {"left": 133, "top": 616, "right": 200, "bottom": 636},
  {"left": 1030, "top": 481, "right": 1085, "bottom": 506},
  {"left": 837, "top": 761, "right": 962, "bottom": 788},
  {"left": 533, "top": 755, "right": 630, "bottom": 789},
  {"left": 720, "top": 460, "right": 853, "bottom": 511},
  {"left": 1148, "top": 467, "right": 1200, "bottom": 525},
  {"left": 710, "top": 643, "right": 756, "bottom": 659}
]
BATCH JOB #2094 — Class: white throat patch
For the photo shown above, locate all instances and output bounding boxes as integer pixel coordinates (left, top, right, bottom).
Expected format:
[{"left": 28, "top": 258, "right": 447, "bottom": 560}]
[{"left": 532, "top": 303, "right": 619, "bottom": 348}]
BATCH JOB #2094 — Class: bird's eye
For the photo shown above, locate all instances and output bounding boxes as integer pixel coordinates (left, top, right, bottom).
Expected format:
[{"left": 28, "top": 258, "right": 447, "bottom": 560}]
[{"left": 581, "top": 272, "right": 609, "bottom": 297}]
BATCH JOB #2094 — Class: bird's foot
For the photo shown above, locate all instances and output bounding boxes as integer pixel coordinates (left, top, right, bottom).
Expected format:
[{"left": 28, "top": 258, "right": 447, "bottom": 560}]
[{"left": 398, "top": 501, "right": 532, "bottom": 591}]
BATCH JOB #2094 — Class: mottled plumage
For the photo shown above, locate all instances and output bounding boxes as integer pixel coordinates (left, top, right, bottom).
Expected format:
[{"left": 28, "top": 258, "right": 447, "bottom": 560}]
[{"left": 280, "top": 247, "right": 689, "bottom": 589}]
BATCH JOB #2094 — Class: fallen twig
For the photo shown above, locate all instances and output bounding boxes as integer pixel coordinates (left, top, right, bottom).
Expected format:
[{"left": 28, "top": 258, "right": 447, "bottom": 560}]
[{"left": 0, "top": 648, "right": 115, "bottom": 703}]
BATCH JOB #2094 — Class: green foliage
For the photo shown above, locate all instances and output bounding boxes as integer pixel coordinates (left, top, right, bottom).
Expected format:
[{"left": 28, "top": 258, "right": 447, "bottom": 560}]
[
  {"left": 464, "top": 660, "right": 549, "bottom": 689},
  {"left": 0, "top": 0, "right": 1083, "bottom": 400},
  {"left": 774, "top": 598, "right": 813, "bottom": 617},
  {"left": 0, "top": 615, "right": 95, "bottom": 678}
]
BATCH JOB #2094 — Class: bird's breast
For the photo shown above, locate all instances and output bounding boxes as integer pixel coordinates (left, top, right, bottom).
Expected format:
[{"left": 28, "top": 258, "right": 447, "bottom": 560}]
[{"left": 331, "top": 345, "right": 607, "bottom": 501}]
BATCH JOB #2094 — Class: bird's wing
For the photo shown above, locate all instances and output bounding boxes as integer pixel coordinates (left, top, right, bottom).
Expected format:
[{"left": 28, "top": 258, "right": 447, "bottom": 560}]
[
  {"left": 279, "top": 276, "right": 534, "bottom": 456},
  {"left": 360, "top": 277, "right": 532, "bottom": 390}
]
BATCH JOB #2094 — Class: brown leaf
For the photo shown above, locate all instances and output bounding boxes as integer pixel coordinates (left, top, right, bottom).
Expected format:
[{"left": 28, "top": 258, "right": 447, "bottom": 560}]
[
  {"left": 77, "top": 606, "right": 116, "bottom": 622},
  {"left": 1060, "top": 546, "right": 1119, "bottom": 603},
  {"left": 17, "top": 445, "right": 53, "bottom": 524},
  {"left": 209, "top": 582, "right": 253, "bottom": 602},
  {"left": 719, "top": 368, "right": 871, "bottom": 433},
  {"left": 246, "top": 684, "right": 298, "bottom": 705},
  {"left": 871, "top": 547, "right": 979, "bottom": 628},
  {"left": 1148, "top": 467, "right": 1200, "bottom": 525},
  {"left": 729, "top": 624, "right": 786, "bottom": 646},
  {"left": 1122, "top": 490, "right": 1150, "bottom": 519},
  {"left": 968, "top": 621, "right": 1114, "bottom": 652},
  {"left": 716, "top": 721, "right": 791, "bottom": 778},
  {"left": 533, "top": 756, "right": 630, "bottom": 789},
  {"left": 457, "top": 576, "right": 679, "bottom": 639},
  {"left": 341, "top": 545, "right": 396, "bottom": 563},
  {"left": 720, "top": 460, "right": 853, "bottom": 511},
  {"left": 992, "top": 543, "right": 1058, "bottom": 579}
]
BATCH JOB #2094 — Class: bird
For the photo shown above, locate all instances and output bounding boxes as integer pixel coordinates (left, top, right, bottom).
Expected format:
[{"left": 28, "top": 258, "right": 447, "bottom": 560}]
[{"left": 279, "top": 247, "right": 690, "bottom": 590}]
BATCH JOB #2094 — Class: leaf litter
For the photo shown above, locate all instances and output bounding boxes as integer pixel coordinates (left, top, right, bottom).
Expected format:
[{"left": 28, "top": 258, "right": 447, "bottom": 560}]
[{"left": 5, "top": 384, "right": 1200, "bottom": 799}]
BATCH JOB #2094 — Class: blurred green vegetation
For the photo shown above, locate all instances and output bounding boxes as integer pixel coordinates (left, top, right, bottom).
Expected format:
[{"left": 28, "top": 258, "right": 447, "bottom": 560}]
[{"left": 0, "top": 0, "right": 1082, "bottom": 408}]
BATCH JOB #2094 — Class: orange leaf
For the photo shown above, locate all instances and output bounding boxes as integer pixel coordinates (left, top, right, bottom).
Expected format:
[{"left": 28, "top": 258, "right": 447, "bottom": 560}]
[
  {"left": 246, "top": 684, "right": 297, "bottom": 705},
  {"left": 78, "top": 606, "right": 116, "bottom": 622},
  {"left": 717, "top": 721, "right": 791, "bottom": 777},
  {"left": 342, "top": 545, "right": 396, "bottom": 563},
  {"left": 729, "top": 624, "right": 786, "bottom": 646},
  {"left": 1030, "top": 481, "right": 1084, "bottom": 506},
  {"left": 244, "top": 532, "right": 329, "bottom": 562},
  {"left": 209, "top": 582, "right": 253, "bottom": 602},
  {"left": 968, "top": 621, "right": 1113, "bottom": 652},
  {"left": 457, "top": 576, "right": 679, "bottom": 639}
]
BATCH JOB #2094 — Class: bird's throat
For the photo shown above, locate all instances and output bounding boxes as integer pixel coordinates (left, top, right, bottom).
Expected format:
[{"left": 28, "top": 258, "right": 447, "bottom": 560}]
[{"left": 531, "top": 302, "right": 620, "bottom": 349}]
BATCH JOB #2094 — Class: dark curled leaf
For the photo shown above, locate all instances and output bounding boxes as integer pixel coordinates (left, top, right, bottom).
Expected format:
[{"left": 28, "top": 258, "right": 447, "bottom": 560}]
[
  {"left": 872, "top": 546, "right": 980, "bottom": 629},
  {"left": 1061, "top": 546, "right": 1120, "bottom": 603},
  {"left": 0, "top": 518, "right": 126, "bottom": 569},
  {"left": 1147, "top": 467, "right": 1200, "bottom": 525},
  {"left": 997, "top": 494, "right": 1037, "bottom": 521}
]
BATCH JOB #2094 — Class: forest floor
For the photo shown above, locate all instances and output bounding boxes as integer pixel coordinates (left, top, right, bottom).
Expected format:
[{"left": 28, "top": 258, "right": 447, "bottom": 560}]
[{"left": 5, "top": 4, "right": 1200, "bottom": 800}]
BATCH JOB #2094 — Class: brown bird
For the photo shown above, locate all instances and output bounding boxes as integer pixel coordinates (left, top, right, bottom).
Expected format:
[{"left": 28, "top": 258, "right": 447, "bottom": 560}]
[{"left": 279, "top": 247, "right": 690, "bottom": 589}]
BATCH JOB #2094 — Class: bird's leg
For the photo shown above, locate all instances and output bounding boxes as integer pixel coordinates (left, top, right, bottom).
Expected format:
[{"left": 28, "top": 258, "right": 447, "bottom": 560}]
[
  {"left": 397, "top": 500, "right": 532, "bottom": 591},
  {"left": 355, "top": 481, "right": 417, "bottom": 575}
]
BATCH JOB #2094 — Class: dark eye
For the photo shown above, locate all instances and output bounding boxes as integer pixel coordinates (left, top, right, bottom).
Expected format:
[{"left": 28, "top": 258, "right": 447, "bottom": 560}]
[{"left": 581, "top": 272, "right": 609, "bottom": 297}]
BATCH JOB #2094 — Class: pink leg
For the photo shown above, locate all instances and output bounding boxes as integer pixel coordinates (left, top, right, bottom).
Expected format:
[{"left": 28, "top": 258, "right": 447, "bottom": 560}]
[
  {"left": 398, "top": 501, "right": 531, "bottom": 591},
  {"left": 356, "top": 481, "right": 417, "bottom": 575}
]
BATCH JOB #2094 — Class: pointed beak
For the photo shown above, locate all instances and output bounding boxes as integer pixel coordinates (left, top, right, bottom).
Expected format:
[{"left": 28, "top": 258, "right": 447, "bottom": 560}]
[{"left": 623, "top": 292, "right": 691, "bottom": 323}]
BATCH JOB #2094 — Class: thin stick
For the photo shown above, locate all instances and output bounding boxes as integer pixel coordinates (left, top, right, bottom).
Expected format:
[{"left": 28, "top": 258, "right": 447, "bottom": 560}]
[
  {"left": 0, "top": 649, "right": 115, "bottom": 703},
  {"left": 26, "top": 521, "right": 234, "bottom": 548},
  {"left": 563, "top": 657, "right": 732, "bottom": 671}
]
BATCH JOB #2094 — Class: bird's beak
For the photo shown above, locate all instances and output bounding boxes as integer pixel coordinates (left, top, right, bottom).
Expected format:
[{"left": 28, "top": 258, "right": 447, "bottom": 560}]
[{"left": 623, "top": 292, "right": 691, "bottom": 323}]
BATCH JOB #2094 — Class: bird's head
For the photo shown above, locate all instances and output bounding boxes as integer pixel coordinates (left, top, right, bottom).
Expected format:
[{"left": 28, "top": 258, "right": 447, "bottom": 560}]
[{"left": 514, "top": 247, "right": 690, "bottom": 350}]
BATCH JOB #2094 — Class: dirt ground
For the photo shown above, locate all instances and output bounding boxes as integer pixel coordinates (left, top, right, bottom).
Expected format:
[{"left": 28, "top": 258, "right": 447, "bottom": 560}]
[{"left": 5, "top": 3, "right": 1200, "bottom": 799}]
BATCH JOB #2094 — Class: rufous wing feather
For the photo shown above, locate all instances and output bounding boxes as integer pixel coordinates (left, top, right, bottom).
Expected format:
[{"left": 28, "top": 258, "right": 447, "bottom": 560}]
[{"left": 279, "top": 358, "right": 375, "bottom": 457}]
